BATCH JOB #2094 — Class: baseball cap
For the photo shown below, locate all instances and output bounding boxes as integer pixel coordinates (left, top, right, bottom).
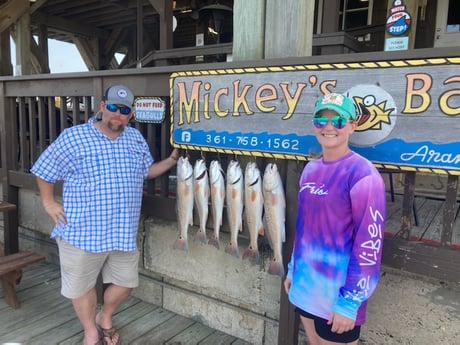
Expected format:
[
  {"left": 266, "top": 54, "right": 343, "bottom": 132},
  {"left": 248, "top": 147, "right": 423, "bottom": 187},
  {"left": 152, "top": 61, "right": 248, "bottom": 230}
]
[
  {"left": 104, "top": 85, "right": 134, "bottom": 108},
  {"left": 313, "top": 93, "right": 357, "bottom": 120}
]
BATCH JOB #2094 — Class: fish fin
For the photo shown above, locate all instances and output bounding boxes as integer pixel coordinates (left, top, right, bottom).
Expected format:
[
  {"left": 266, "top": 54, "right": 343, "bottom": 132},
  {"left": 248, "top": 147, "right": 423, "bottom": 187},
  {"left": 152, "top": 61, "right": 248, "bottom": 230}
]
[
  {"left": 208, "top": 236, "right": 220, "bottom": 249},
  {"left": 225, "top": 242, "right": 239, "bottom": 258},
  {"left": 258, "top": 224, "right": 265, "bottom": 236},
  {"left": 194, "top": 229, "right": 208, "bottom": 244},
  {"left": 282, "top": 226, "right": 286, "bottom": 243},
  {"left": 268, "top": 258, "right": 284, "bottom": 277},
  {"left": 242, "top": 246, "right": 260, "bottom": 264},
  {"left": 173, "top": 236, "right": 189, "bottom": 252}
]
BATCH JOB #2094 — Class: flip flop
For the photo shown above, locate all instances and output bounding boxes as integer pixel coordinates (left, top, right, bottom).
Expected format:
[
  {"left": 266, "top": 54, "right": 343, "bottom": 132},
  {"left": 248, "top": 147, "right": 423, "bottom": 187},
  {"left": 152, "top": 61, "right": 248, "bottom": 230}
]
[{"left": 96, "top": 324, "right": 119, "bottom": 345}]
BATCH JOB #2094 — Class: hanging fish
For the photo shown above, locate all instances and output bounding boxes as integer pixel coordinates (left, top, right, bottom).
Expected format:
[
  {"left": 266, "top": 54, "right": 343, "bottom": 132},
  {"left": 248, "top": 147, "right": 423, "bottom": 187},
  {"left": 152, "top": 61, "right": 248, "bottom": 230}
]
[
  {"left": 243, "top": 161, "right": 264, "bottom": 264},
  {"left": 174, "top": 156, "right": 194, "bottom": 251},
  {"left": 208, "top": 160, "right": 225, "bottom": 249},
  {"left": 263, "top": 163, "right": 286, "bottom": 277},
  {"left": 225, "top": 160, "right": 244, "bottom": 258},
  {"left": 193, "top": 158, "right": 209, "bottom": 244}
]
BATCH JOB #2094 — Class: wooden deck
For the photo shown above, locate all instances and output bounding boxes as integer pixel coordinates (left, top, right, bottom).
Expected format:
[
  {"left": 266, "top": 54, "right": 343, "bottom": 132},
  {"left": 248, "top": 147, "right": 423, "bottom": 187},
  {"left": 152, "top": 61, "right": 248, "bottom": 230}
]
[{"left": 0, "top": 262, "right": 251, "bottom": 345}]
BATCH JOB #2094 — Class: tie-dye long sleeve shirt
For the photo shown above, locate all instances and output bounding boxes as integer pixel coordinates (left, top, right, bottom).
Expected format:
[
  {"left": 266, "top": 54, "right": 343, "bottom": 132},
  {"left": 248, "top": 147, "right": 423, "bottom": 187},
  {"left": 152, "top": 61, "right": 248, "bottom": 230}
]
[{"left": 287, "top": 151, "right": 386, "bottom": 325}]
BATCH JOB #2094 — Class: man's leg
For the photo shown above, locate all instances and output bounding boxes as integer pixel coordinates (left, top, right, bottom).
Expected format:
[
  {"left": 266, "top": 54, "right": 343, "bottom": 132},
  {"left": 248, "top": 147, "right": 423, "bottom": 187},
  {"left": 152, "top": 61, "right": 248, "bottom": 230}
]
[
  {"left": 72, "top": 287, "right": 100, "bottom": 345},
  {"left": 95, "top": 284, "right": 131, "bottom": 345}
]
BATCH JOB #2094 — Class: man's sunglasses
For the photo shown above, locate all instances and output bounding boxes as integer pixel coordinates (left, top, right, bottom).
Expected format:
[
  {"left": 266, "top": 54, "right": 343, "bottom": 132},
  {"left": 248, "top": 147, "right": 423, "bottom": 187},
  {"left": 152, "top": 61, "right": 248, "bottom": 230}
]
[
  {"left": 106, "top": 103, "right": 132, "bottom": 115},
  {"left": 312, "top": 115, "right": 349, "bottom": 129}
]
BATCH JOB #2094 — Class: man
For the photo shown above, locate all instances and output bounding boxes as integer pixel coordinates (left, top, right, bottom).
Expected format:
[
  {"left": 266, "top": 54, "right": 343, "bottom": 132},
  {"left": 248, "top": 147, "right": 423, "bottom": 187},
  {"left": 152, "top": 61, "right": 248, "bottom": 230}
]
[{"left": 31, "top": 85, "right": 179, "bottom": 345}]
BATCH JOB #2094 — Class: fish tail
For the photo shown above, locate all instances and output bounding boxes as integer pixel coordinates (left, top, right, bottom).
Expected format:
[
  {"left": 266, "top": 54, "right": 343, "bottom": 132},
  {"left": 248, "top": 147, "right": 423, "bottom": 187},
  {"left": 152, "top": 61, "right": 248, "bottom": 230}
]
[
  {"left": 173, "top": 236, "right": 189, "bottom": 252},
  {"left": 208, "top": 235, "right": 220, "bottom": 249},
  {"left": 268, "top": 258, "right": 285, "bottom": 277},
  {"left": 193, "top": 229, "right": 208, "bottom": 244},
  {"left": 242, "top": 246, "right": 260, "bottom": 264},
  {"left": 224, "top": 242, "right": 239, "bottom": 258}
]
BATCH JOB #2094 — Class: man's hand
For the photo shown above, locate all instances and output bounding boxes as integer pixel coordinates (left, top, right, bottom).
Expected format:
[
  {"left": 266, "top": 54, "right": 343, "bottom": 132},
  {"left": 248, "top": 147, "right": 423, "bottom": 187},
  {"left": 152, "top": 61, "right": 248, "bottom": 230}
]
[
  {"left": 43, "top": 200, "right": 67, "bottom": 225},
  {"left": 328, "top": 312, "right": 355, "bottom": 334}
]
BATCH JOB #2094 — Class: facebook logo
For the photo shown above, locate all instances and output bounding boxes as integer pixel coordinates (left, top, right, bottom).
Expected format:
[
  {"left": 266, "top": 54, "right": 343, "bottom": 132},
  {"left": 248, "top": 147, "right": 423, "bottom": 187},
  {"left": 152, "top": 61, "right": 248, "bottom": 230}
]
[{"left": 181, "top": 131, "right": 192, "bottom": 142}]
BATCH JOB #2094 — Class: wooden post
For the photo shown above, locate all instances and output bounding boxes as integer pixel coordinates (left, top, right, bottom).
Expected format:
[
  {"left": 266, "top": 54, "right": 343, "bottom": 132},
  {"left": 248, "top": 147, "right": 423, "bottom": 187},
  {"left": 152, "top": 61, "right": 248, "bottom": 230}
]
[
  {"left": 384, "top": 0, "right": 419, "bottom": 51},
  {"left": 398, "top": 171, "right": 416, "bottom": 240},
  {"left": 0, "top": 29, "right": 13, "bottom": 76},
  {"left": 232, "top": 0, "right": 265, "bottom": 61},
  {"left": 259, "top": 1, "right": 315, "bottom": 343},
  {"left": 0, "top": 85, "right": 19, "bottom": 255},
  {"left": 149, "top": 0, "right": 173, "bottom": 66},
  {"left": 441, "top": 175, "right": 459, "bottom": 246},
  {"left": 15, "top": 12, "right": 31, "bottom": 75}
]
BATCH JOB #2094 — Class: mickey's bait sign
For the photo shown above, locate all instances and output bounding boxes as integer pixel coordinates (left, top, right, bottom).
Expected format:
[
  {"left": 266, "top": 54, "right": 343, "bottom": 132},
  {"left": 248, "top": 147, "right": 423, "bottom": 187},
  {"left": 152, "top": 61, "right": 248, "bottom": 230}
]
[{"left": 170, "top": 57, "right": 460, "bottom": 174}]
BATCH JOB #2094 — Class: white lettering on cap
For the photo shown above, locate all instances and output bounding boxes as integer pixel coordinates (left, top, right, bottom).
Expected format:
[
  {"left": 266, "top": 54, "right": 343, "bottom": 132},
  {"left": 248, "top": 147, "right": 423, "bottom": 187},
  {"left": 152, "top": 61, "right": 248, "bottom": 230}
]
[{"left": 117, "top": 88, "right": 128, "bottom": 98}]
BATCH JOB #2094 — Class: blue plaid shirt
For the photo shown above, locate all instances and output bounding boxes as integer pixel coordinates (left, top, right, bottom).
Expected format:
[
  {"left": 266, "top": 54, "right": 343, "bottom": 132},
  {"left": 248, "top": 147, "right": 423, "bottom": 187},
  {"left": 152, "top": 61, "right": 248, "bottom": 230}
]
[{"left": 31, "top": 118, "right": 154, "bottom": 252}]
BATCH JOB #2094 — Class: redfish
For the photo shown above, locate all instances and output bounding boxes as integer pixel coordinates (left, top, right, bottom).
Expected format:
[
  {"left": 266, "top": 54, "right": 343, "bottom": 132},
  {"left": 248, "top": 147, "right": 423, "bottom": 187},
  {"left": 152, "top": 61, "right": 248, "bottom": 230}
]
[
  {"left": 263, "top": 163, "right": 286, "bottom": 277},
  {"left": 225, "top": 160, "right": 244, "bottom": 257},
  {"left": 174, "top": 156, "right": 194, "bottom": 251},
  {"left": 243, "top": 162, "right": 264, "bottom": 264},
  {"left": 208, "top": 160, "right": 225, "bottom": 249},
  {"left": 193, "top": 159, "right": 209, "bottom": 244}
]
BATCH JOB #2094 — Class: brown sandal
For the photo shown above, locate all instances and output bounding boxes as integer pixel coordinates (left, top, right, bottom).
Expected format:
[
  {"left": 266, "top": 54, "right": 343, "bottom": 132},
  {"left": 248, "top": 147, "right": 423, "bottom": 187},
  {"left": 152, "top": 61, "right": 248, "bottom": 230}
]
[{"left": 97, "top": 324, "right": 119, "bottom": 345}]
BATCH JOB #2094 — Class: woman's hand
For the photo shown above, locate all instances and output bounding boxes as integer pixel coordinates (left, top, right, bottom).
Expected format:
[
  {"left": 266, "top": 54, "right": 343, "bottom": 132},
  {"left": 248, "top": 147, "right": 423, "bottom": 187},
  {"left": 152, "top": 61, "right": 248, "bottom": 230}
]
[{"left": 327, "top": 312, "right": 355, "bottom": 334}]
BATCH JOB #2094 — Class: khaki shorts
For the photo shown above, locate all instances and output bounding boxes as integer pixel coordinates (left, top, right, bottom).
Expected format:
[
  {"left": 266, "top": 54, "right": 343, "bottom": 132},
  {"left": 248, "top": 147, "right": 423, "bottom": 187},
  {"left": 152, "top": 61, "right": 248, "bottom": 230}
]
[{"left": 56, "top": 237, "right": 139, "bottom": 299}]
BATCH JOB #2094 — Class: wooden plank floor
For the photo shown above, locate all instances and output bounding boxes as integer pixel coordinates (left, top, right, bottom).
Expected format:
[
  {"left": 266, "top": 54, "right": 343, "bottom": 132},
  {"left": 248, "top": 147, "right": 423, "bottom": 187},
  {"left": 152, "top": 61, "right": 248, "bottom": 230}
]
[{"left": 0, "top": 262, "right": 251, "bottom": 345}]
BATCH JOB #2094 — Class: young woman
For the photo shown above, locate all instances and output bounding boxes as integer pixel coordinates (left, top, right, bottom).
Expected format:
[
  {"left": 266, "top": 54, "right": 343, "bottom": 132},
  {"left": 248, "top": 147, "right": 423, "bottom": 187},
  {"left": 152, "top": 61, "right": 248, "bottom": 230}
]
[{"left": 284, "top": 93, "right": 386, "bottom": 345}]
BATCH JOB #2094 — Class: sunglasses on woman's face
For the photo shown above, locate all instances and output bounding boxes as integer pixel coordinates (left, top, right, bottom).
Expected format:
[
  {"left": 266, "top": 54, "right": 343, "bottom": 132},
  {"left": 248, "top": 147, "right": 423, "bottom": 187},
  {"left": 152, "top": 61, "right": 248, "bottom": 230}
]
[
  {"left": 312, "top": 115, "right": 349, "bottom": 129},
  {"left": 106, "top": 103, "right": 132, "bottom": 115}
]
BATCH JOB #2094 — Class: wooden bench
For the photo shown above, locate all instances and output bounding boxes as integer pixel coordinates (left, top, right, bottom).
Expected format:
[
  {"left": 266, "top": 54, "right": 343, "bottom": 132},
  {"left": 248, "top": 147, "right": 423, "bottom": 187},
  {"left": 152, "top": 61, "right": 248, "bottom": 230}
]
[
  {"left": 0, "top": 251, "right": 46, "bottom": 308},
  {"left": 1, "top": 201, "right": 46, "bottom": 309}
]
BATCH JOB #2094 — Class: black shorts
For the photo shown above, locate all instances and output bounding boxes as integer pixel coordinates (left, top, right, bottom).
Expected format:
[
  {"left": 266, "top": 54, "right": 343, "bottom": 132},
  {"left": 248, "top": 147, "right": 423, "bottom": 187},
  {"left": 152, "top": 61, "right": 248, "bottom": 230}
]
[{"left": 296, "top": 307, "right": 361, "bottom": 343}]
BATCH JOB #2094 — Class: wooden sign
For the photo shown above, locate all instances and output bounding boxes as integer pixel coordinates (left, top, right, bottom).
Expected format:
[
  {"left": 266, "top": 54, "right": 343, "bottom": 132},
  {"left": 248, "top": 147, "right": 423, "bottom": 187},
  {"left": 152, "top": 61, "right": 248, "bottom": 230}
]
[{"left": 170, "top": 56, "right": 460, "bottom": 174}]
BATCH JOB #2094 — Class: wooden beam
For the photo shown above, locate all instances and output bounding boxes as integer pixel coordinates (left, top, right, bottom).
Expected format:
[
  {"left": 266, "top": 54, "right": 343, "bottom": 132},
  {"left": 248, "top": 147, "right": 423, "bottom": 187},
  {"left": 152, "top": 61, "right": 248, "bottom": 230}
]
[
  {"left": 233, "top": 0, "right": 265, "bottom": 61},
  {"left": 0, "top": 0, "right": 29, "bottom": 33},
  {"left": 137, "top": 0, "right": 143, "bottom": 62},
  {"left": 265, "top": 0, "right": 314, "bottom": 58},
  {"left": 29, "top": 0, "right": 48, "bottom": 14},
  {"left": 30, "top": 31, "right": 50, "bottom": 74},
  {"left": 321, "top": 0, "right": 340, "bottom": 33},
  {"left": 31, "top": 10, "right": 109, "bottom": 39},
  {"left": 149, "top": 0, "right": 173, "bottom": 50},
  {"left": 73, "top": 36, "right": 98, "bottom": 71},
  {"left": 0, "top": 29, "right": 13, "bottom": 76},
  {"left": 441, "top": 175, "right": 459, "bottom": 246},
  {"left": 15, "top": 12, "right": 31, "bottom": 75}
]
